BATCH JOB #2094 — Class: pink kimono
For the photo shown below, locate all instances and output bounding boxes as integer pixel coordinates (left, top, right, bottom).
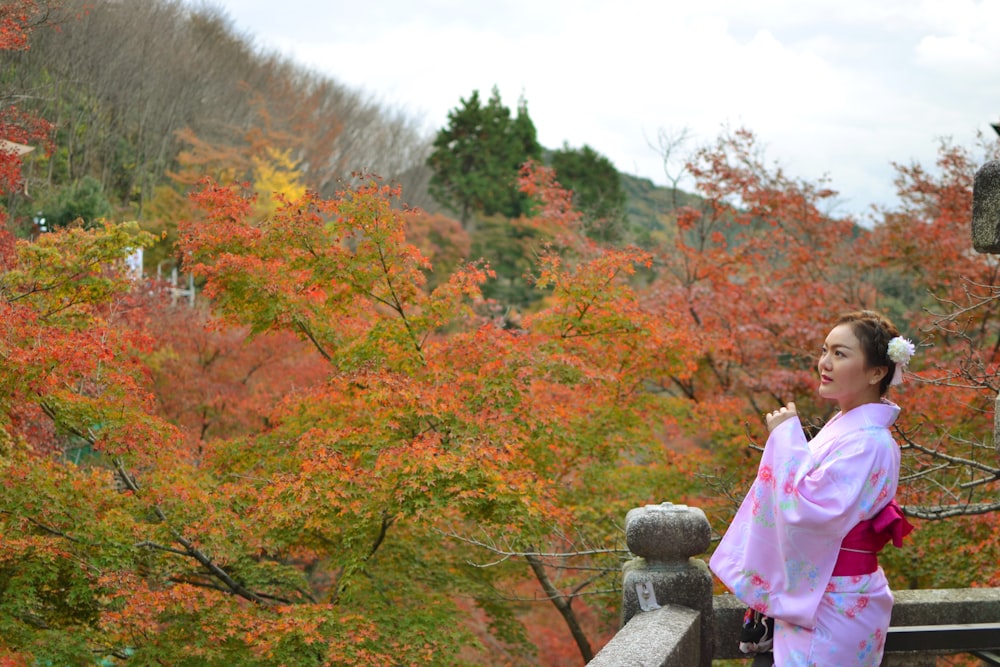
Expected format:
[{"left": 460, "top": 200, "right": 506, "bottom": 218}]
[{"left": 710, "top": 401, "right": 905, "bottom": 666}]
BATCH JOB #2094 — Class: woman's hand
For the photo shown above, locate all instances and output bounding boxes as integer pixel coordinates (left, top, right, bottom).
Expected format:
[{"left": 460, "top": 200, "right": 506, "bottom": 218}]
[{"left": 765, "top": 402, "right": 797, "bottom": 433}]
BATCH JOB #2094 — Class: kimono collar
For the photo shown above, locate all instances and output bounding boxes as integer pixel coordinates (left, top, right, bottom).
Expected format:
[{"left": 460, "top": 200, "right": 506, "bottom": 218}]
[{"left": 823, "top": 400, "right": 900, "bottom": 439}]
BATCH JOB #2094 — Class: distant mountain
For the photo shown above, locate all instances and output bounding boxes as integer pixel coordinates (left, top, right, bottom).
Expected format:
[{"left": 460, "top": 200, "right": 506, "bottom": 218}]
[{"left": 619, "top": 173, "right": 704, "bottom": 248}]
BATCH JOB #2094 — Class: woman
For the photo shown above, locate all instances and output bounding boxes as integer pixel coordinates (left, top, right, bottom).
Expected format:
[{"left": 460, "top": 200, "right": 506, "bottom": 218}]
[{"left": 710, "top": 310, "right": 915, "bottom": 666}]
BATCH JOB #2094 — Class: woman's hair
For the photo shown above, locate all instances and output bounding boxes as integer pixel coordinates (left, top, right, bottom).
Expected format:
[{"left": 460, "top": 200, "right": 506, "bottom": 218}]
[{"left": 836, "top": 310, "right": 901, "bottom": 396}]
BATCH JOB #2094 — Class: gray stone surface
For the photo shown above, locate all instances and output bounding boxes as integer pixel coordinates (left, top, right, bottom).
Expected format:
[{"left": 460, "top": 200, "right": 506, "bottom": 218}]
[
  {"left": 588, "top": 605, "right": 700, "bottom": 667},
  {"left": 713, "top": 589, "right": 1000, "bottom": 661},
  {"left": 622, "top": 558, "right": 713, "bottom": 624},
  {"left": 619, "top": 503, "right": 714, "bottom": 667},
  {"left": 625, "top": 503, "right": 711, "bottom": 564},
  {"left": 888, "top": 587, "right": 1000, "bottom": 626},
  {"left": 712, "top": 593, "right": 750, "bottom": 660},
  {"left": 972, "top": 160, "right": 1000, "bottom": 253}
]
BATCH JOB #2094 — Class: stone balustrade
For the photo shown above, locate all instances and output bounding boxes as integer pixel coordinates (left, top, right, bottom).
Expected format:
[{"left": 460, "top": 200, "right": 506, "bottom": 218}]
[{"left": 588, "top": 502, "right": 1000, "bottom": 666}]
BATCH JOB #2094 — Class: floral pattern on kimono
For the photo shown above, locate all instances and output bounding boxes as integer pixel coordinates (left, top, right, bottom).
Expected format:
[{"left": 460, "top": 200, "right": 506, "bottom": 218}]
[
  {"left": 709, "top": 400, "right": 902, "bottom": 665},
  {"left": 776, "top": 569, "right": 893, "bottom": 666}
]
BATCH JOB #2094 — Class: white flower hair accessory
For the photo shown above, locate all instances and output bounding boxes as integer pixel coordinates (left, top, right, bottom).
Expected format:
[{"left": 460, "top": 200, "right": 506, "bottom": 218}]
[{"left": 887, "top": 336, "right": 916, "bottom": 386}]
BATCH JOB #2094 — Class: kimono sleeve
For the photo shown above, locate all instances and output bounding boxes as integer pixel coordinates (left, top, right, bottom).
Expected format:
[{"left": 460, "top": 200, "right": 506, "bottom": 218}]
[{"left": 709, "top": 416, "right": 898, "bottom": 628}]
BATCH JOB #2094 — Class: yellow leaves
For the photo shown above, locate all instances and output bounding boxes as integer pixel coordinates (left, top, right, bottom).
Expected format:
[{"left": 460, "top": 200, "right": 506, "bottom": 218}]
[{"left": 251, "top": 147, "right": 307, "bottom": 218}]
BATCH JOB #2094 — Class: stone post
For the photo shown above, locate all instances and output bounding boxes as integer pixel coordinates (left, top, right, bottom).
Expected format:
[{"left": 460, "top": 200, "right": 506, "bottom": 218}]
[
  {"left": 972, "top": 160, "right": 1000, "bottom": 253},
  {"left": 971, "top": 159, "right": 1000, "bottom": 456},
  {"left": 621, "top": 502, "right": 714, "bottom": 667}
]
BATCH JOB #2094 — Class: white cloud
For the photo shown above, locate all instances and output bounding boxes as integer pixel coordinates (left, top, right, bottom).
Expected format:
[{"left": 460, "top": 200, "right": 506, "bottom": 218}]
[
  {"left": 211, "top": 0, "right": 1000, "bottom": 216},
  {"left": 916, "top": 34, "right": 993, "bottom": 71},
  {"left": 912, "top": 0, "right": 1000, "bottom": 75}
]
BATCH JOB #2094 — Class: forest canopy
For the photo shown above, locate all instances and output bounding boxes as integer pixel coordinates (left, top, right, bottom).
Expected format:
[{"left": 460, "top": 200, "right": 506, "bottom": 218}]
[{"left": 1, "top": 1, "right": 999, "bottom": 665}]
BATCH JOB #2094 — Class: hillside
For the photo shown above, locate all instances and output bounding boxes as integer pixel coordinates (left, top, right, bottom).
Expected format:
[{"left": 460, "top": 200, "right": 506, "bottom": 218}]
[
  {"left": 0, "top": 0, "right": 705, "bottom": 265},
  {"left": 0, "top": 0, "right": 431, "bottom": 228},
  {"left": 621, "top": 172, "right": 702, "bottom": 237}
]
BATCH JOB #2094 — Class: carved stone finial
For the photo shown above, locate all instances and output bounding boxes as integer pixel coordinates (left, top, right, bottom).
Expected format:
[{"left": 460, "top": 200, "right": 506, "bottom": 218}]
[{"left": 625, "top": 502, "right": 711, "bottom": 565}]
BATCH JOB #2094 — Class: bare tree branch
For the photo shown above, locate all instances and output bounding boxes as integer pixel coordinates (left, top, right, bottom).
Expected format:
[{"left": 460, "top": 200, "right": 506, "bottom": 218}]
[
  {"left": 439, "top": 528, "right": 627, "bottom": 564},
  {"left": 525, "top": 553, "right": 594, "bottom": 663}
]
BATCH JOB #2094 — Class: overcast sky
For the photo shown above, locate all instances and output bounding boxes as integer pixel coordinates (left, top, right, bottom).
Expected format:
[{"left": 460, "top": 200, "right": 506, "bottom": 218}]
[{"left": 209, "top": 0, "right": 1000, "bottom": 218}]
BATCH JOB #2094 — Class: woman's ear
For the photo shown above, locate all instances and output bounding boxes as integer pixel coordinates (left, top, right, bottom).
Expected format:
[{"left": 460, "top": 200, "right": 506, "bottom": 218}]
[{"left": 869, "top": 365, "right": 888, "bottom": 386}]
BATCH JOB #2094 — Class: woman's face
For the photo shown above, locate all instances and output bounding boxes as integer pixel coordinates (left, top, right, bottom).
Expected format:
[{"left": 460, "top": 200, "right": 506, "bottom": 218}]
[{"left": 817, "top": 323, "right": 886, "bottom": 412}]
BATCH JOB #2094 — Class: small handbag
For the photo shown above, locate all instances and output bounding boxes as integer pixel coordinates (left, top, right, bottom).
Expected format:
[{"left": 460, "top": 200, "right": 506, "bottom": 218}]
[{"left": 739, "top": 608, "right": 774, "bottom": 654}]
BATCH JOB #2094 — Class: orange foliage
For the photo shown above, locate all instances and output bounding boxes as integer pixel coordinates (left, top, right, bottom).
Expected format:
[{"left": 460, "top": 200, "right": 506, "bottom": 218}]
[
  {"left": 0, "top": 1, "right": 54, "bottom": 211},
  {"left": 3, "top": 107, "right": 1000, "bottom": 664},
  {"left": 144, "top": 302, "right": 328, "bottom": 450}
]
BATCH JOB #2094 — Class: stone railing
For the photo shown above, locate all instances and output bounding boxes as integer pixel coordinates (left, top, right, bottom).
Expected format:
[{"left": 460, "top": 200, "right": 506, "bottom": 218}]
[
  {"left": 588, "top": 502, "right": 1000, "bottom": 667},
  {"left": 588, "top": 503, "right": 713, "bottom": 667}
]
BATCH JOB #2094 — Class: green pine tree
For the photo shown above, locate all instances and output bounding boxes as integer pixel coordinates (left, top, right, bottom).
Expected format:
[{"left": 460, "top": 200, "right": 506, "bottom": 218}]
[
  {"left": 427, "top": 87, "right": 541, "bottom": 227},
  {"left": 550, "top": 144, "right": 627, "bottom": 243}
]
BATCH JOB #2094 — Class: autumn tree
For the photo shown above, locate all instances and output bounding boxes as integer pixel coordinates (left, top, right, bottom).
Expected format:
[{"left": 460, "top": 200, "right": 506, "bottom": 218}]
[
  {"left": 401, "top": 208, "right": 472, "bottom": 291},
  {"left": 636, "top": 128, "right": 1000, "bottom": 598},
  {"left": 0, "top": 158, "right": 696, "bottom": 665},
  {"left": 848, "top": 137, "right": 1000, "bottom": 589},
  {"left": 1, "top": 214, "right": 483, "bottom": 665},
  {"left": 143, "top": 302, "right": 329, "bottom": 454},
  {"left": 0, "top": 221, "right": 169, "bottom": 665},
  {"left": 638, "top": 128, "right": 868, "bottom": 460},
  {"left": 427, "top": 87, "right": 541, "bottom": 226},
  {"left": 170, "top": 167, "right": 716, "bottom": 663},
  {"left": 464, "top": 133, "right": 893, "bottom": 655},
  {"left": 0, "top": 0, "right": 55, "bottom": 230}
]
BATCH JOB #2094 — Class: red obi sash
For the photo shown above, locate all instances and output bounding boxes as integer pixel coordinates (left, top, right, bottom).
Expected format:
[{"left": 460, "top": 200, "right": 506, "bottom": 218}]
[{"left": 832, "top": 499, "right": 914, "bottom": 577}]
